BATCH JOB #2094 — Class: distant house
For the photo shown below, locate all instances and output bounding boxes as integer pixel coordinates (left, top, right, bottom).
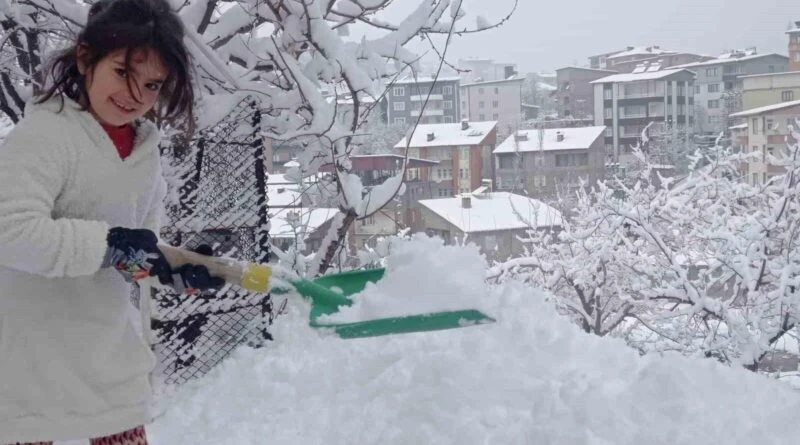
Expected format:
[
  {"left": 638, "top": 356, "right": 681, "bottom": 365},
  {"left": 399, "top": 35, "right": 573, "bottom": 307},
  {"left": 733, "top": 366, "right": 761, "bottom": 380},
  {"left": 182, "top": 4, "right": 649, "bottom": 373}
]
[
  {"left": 674, "top": 50, "right": 789, "bottom": 134},
  {"left": 493, "top": 126, "right": 606, "bottom": 196},
  {"left": 386, "top": 76, "right": 461, "bottom": 126},
  {"left": 317, "top": 154, "right": 439, "bottom": 247},
  {"left": 269, "top": 207, "right": 338, "bottom": 255},
  {"left": 418, "top": 190, "right": 562, "bottom": 260},
  {"left": 729, "top": 99, "right": 800, "bottom": 186},
  {"left": 591, "top": 68, "right": 696, "bottom": 164},
  {"left": 460, "top": 76, "right": 524, "bottom": 138},
  {"left": 394, "top": 120, "right": 498, "bottom": 197},
  {"left": 555, "top": 67, "right": 618, "bottom": 120}
]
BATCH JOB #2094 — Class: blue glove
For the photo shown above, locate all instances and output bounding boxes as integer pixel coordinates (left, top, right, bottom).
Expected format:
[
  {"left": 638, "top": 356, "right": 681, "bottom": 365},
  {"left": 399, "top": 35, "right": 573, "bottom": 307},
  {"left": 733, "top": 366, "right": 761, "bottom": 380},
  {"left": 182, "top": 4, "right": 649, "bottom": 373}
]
[
  {"left": 103, "top": 227, "right": 171, "bottom": 284},
  {"left": 166, "top": 244, "right": 226, "bottom": 294}
]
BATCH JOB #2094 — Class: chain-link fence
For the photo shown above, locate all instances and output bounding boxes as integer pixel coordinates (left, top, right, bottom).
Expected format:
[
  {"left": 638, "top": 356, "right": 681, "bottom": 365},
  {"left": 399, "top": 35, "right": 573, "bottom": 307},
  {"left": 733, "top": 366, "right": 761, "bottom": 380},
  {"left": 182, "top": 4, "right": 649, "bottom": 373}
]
[{"left": 150, "top": 95, "right": 274, "bottom": 386}]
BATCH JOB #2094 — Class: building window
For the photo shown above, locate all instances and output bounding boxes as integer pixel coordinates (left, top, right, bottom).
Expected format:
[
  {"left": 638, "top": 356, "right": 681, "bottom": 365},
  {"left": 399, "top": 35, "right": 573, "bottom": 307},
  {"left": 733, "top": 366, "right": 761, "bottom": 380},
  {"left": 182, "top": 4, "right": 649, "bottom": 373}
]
[
  {"left": 603, "top": 88, "right": 613, "bottom": 100},
  {"left": 782, "top": 91, "right": 795, "bottom": 102},
  {"left": 460, "top": 147, "right": 470, "bottom": 159},
  {"left": 555, "top": 153, "right": 589, "bottom": 167},
  {"left": 708, "top": 84, "right": 720, "bottom": 93},
  {"left": 534, "top": 155, "right": 544, "bottom": 167},
  {"left": 492, "top": 100, "right": 499, "bottom": 108},
  {"left": 604, "top": 127, "right": 612, "bottom": 137},
  {"left": 459, "top": 168, "right": 464, "bottom": 179},
  {"left": 443, "top": 85, "right": 453, "bottom": 95},
  {"left": 479, "top": 114, "right": 485, "bottom": 120},
  {"left": 478, "top": 87, "right": 484, "bottom": 94},
  {"left": 707, "top": 100, "right": 720, "bottom": 109},
  {"left": 394, "top": 117, "right": 406, "bottom": 124},
  {"left": 705, "top": 67, "right": 718, "bottom": 77},
  {"left": 494, "top": 87, "right": 499, "bottom": 94},
  {"left": 492, "top": 113, "right": 499, "bottom": 120},
  {"left": 479, "top": 101, "right": 485, "bottom": 108},
  {"left": 751, "top": 118, "right": 759, "bottom": 135},
  {"left": 393, "top": 102, "right": 405, "bottom": 111},
  {"left": 766, "top": 119, "right": 775, "bottom": 131},
  {"left": 604, "top": 108, "right": 612, "bottom": 119},
  {"left": 444, "top": 116, "right": 453, "bottom": 123},
  {"left": 443, "top": 100, "right": 453, "bottom": 109},
  {"left": 393, "top": 86, "right": 405, "bottom": 96},
  {"left": 695, "top": 85, "right": 701, "bottom": 94}
]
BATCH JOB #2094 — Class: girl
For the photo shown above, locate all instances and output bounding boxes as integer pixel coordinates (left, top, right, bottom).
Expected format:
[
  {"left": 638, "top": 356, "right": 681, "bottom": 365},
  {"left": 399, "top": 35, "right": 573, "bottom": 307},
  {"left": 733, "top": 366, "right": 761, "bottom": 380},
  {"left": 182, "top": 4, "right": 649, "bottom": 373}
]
[{"left": 0, "top": 0, "right": 220, "bottom": 443}]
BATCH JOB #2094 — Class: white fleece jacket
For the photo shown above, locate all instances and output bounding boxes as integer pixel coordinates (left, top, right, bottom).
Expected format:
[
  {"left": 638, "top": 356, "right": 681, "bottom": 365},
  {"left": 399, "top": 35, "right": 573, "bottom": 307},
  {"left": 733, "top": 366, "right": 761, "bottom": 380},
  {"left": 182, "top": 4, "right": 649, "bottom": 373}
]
[{"left": 0, "top": 96, "right": 167, "bottom": 443}]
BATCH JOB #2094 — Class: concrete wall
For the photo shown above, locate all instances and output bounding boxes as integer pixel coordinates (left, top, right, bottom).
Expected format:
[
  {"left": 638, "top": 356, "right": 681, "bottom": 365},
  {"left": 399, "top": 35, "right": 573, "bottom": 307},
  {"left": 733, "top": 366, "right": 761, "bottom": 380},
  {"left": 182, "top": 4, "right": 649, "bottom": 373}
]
[{"left": 742, "top": 72, "right": 800, "bottom": 110}]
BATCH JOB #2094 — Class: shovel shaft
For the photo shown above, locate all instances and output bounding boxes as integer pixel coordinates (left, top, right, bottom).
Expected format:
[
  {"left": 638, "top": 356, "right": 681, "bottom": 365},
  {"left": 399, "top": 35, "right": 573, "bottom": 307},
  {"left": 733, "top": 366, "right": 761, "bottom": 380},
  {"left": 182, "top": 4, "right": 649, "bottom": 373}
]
[{"left": 157, "top": 244, "right": 272, "bottom": 292}]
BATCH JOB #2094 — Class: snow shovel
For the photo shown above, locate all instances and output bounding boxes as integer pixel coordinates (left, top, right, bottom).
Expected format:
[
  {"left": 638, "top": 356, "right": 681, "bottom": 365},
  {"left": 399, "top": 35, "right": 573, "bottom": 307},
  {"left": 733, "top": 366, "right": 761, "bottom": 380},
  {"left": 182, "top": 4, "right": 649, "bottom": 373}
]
[{"left": 158, "top": 245, "right": 495, "bottom": 339}]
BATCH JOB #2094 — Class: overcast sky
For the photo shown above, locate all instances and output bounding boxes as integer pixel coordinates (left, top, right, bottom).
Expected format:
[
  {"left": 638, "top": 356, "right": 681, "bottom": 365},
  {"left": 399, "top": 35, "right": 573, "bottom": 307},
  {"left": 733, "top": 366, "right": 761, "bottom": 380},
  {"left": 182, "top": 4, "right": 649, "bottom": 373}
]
[{"left": 366, "top": 0, "right": 800, "bottom": 73}]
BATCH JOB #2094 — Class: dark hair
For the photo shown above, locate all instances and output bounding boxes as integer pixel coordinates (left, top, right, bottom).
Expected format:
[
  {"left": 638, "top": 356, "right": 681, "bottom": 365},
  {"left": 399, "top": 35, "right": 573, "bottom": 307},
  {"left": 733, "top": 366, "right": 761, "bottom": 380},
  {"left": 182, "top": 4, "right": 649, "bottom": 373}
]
[{"left": 37, "top": 0, "right": 194, "bottom": 125}]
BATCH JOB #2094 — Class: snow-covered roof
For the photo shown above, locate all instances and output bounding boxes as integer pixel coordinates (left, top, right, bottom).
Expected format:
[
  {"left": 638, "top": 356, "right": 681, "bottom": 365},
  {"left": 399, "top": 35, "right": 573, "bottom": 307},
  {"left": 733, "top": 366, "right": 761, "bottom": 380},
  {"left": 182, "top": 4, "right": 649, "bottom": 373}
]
[
  {"left": 268, "top": 186, "right": 303, "bottom": 208},
  {"left": 536, "top": 82, "right": 557, "bottom": 91},
  {"left": 393, "top": 76, "right": 461, "bottom": 85},
  {"left": 673, "top": 53, "right": 786, "bottom": 69},
  {"left": 729, "top": 123, "right": 748, "bottom": 130},
  {"left": 419, "top": 192, "right": 562, "bottom": 233},
  {"left": 787, "top": 21, "right": 800, "bottom": 34},
  {"left": 729, "top": 100, "right": 800, "bottom": 118},
  {"left": 493, "top": 126, "right": 605, "bottom": 154},
  {"left": 269, "top": 208, "right": 338, "bottom": 239},
  {"left": 590, "top": 68, "right": 694, "bottom": 84},
  {"left": 606, "top": 46, "right": 671, "bottom": 59},
  {"left": 460, "top": 76, "right": 524, "bottom": 88},
  {"left": 555, "top": 66, "right": 618, "bottom": 74},
  {"left": 394, "top": 121, "right": 497, "bottom": 148}
]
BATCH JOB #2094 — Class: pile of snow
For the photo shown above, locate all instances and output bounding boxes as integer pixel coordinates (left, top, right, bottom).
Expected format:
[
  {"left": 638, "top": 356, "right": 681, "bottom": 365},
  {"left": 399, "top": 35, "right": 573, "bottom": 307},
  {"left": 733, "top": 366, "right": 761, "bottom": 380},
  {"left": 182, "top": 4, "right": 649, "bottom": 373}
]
[
  {"left": 319, "top": 234, "right": 491, "bottom": 323},
  {"left": 61, "top": 235, "right": 800, "bottom": 445}
]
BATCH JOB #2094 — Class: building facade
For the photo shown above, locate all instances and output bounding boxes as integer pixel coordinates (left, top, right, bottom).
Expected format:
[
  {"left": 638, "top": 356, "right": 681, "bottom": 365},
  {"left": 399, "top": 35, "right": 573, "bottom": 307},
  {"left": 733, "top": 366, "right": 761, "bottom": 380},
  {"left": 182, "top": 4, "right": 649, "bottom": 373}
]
[
  {"left": 460, "top": 77, "right": 524, "bottom": 138},
  {"left": 386, "top": 76, "right": 461, "bottom": 126},
  {"left": 554, "top": 67, "right": 618, "bottom": 119},
  {"left": 394, "top": 121, "right": 498, "bottom": 196},
  {"left": 591, "top": 68, "right": 696, "bottom": 163},
  {"left": 740, "top": 71, "right": 800, "bottom": 110},
  {"left": 493, "top": 126, "right": 606, "bottom": 197},
  {"left": 729, "top": 100, "right": 800, "bottom": 186},
  {"left": 675, "top": 51, "right": 789, "bottom": 134}
]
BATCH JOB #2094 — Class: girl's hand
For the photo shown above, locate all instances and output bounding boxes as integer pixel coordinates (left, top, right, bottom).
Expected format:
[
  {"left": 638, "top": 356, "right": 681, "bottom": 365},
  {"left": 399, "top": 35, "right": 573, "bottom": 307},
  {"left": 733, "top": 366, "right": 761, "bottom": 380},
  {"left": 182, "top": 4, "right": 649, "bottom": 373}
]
[
  {"left": 165, "top": 244, "right": 226, "bottom": 295},
  {"left": 103, "top": 227, "right": 171, "bottom": 283}
]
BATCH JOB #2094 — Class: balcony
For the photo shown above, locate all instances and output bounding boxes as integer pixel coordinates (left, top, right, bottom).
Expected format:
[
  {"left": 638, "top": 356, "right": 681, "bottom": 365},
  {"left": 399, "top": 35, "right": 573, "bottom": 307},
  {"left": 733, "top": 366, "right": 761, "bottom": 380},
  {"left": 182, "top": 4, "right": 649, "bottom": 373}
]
[
  {"left": 411, "top": 108, "right": 445, "bottom": 117},
  {"left": 410, "top": 94, "right": 444, "bottom": 101}
]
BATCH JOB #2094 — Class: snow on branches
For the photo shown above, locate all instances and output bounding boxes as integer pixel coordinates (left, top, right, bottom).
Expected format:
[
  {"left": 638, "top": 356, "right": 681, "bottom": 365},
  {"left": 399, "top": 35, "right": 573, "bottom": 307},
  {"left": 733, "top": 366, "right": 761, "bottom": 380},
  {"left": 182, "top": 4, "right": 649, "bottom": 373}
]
[{"left": 493, "top": 128, "right": 800, "bottom": 371}]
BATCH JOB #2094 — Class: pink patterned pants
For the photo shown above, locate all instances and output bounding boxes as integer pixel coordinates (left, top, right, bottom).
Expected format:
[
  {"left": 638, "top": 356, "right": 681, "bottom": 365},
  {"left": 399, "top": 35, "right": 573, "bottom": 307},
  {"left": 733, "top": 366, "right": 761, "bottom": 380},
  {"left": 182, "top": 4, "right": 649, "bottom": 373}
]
[{"left": 6, "top": 425, "right": 148, "bottom": 445}]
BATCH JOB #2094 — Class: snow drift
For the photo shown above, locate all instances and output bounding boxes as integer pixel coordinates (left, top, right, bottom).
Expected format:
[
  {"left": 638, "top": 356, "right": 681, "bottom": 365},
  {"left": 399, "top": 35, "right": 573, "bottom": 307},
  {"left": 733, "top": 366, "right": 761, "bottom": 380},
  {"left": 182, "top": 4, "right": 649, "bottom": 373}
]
[{"left": 139, "top": 235, "right": 800, "bottom": 445}]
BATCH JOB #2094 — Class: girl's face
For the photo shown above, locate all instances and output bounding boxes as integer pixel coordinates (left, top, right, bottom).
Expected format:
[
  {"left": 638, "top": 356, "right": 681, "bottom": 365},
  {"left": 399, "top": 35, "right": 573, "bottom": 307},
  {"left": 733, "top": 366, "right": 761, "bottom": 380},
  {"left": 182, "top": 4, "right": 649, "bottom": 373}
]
[{"left": 78, "top": 47, "right": 167, "bottom": 127}]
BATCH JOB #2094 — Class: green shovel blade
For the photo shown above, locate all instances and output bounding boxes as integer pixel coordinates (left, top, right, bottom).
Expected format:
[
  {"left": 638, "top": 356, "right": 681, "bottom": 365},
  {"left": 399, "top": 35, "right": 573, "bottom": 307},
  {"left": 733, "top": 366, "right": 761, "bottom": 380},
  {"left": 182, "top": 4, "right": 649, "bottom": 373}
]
[{"left": 290, "top": 268, "right": 495, "bottom": 339}]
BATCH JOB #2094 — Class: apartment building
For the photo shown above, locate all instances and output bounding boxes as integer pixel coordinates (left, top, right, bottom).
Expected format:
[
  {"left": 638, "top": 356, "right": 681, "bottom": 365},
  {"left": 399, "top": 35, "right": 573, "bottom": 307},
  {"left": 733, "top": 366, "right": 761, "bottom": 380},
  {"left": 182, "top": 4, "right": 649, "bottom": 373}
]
[
  {"left": 591, "top": 68, "right": 696, "bottom": 162},
  {"left": 394, "top": 120, "right": 498, "bottom": 196},
  {"left": 610, "top": 53, "right": 713, "bottom": 74},
  {"left": 493, "top": 126, "right": 606, "bottom": 196},
  {"left": 675, "top": 50, "right": 789, "bottom": 134},
  {"left": 386, "top": 76, "right": 461, "bottom": 126},
  {"left": 460, "top": 77, "right": 524, "bottom": 138},
  {"left": 588, "top": 46, "right": 712, "bottom": 72},
  {"left": 554, "top": 67, "right": 618, "bottom": 119},
  {"left": 740, "top": 71, "right": 800, "bottom": 110},
  {"left": 729, "top": 100, "right": 800, "bottom": 186},
  {"left": 789, "top": 21, "right": 800, "bottom": 71}
]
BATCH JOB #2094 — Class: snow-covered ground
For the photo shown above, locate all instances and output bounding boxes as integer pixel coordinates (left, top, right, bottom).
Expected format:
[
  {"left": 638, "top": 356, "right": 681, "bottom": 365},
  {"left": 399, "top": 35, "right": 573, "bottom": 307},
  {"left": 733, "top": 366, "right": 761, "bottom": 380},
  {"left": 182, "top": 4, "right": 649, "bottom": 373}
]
[{"left": 61, "top": 235, "right": 800, "bottom": 445}]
